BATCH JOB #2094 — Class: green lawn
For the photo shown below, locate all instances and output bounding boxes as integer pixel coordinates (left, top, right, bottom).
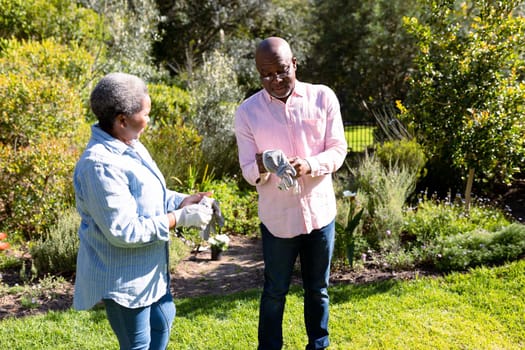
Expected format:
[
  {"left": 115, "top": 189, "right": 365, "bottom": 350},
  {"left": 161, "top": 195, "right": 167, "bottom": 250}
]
[
  {"left": 345, "top": 125, "right": 376, "bottom": 152},
  {"left": 1, "top": 260, "right": 523, "bottom": 349}
]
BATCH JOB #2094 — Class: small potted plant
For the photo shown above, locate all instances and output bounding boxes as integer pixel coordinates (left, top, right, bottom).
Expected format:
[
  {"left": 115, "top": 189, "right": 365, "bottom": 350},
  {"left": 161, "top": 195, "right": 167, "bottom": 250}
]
[{"left": 208, "top": 234, "right": 230, "bottom": 260}]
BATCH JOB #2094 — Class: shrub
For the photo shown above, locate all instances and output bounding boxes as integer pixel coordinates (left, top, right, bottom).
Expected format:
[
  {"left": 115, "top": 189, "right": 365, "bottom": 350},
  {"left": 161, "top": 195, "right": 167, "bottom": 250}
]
[
  {"left": 141, "top": 124, "right": 203, "bottom": 189},
  {"left": 374, "top": 138, "right": 427, "bottom": 179},
  {"left": 0, "top": 0, "right": 105, "bottom": 53},
  {"left": 30, "top": 208, "right": 80, "bottom": 276},
  {"left": 403, "top": 196, "right": 511, "bottom": 243},
  {"left": 0, "top": 72, "right": 89, "bottom": 147},
  {"left": 208, "top": 177, "right": 259, "bottom": 236},
  {"left": 189, "top": 50, "right": 243, "bottom": 178},
  {"left": 431, "top": 223, "right": 525, "bottom": 272},
  {"left": 169, "top": 236, "right": 191, "bottom": 273},
  {"left": 400, "top": 196, "right": 516, "bottom": 271},
  {"left": 147, "top": 83, "right": 191, "bottom": 125},
  {"left": 0, "top": 38, "right": 95, "bottom": 91},
  {"left": 0, "top": 39, "right": 92, "bottom": 239},
  {"left": 351, "top": 153, "right": 419, "bottom": 252},
  {"left": 0, "top": 137, "right": 82, "bottom": 240}
]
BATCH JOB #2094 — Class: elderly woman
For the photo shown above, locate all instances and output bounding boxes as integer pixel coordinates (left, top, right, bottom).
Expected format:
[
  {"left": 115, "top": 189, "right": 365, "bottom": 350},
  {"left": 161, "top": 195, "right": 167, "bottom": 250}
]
[{"left": 73, "top": 72, "right": 213, "bottom": 350}]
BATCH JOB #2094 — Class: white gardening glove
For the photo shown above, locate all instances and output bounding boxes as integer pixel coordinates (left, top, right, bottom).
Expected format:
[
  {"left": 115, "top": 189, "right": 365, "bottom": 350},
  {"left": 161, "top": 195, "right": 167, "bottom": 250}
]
[
  {"left": 173, "top": 204, "right": 213, "bottom": 230},
  {"left": 198, "top": 196, "right": 225, "bottom": 240}
]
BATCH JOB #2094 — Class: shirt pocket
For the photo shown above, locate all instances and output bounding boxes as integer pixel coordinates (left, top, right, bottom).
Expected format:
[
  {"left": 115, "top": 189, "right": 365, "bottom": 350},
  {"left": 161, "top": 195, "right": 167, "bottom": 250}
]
[{"left": 300, "top": 118, "right": 326, "bottom": 147}]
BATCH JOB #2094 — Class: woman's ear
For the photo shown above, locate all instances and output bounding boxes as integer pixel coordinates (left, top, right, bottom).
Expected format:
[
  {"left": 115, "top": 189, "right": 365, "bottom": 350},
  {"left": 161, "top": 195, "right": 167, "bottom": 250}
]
[{"left": 116, "top": 114, "right": 127, "bottom": 128}]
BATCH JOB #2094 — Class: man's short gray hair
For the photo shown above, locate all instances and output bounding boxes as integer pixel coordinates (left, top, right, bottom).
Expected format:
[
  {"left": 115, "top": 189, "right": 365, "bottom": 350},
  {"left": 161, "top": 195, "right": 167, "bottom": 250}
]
[{"left": 90, "top": 72, "right": 148, "bottom": 132}]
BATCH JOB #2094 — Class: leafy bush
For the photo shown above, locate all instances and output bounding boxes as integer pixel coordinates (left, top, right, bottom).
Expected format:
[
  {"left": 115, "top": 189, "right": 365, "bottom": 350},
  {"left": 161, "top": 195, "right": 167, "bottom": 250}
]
[
  {"left": 0, "top": 0, "right": 105, "bottom": 52},
  {"left": 398, "top": 196, "right": 518, "bottom": 271},
  {"left": 374, "top": 138, "right": 427, "bottom": 179},
  {"left": 0, "top": 38, "right": 95, "bottom": 93},
  {"left": 0, "top": 39, "right": 92, "bottom": 239},
  {"left": 351, "top": 153, "right": 419, "bottom": 252},
  {"left": 169, "top": 236, "right": 191, "bottom": 273},
  {"left": 208, "top": 177, "right": 259, "bottom": 236},
  {"left": 0, "top": 72, "right": 89, "bottom": 148},
  {"left": 82, "top": 0, "right": 165, "bottom": 80},
  {"left": 30, "top": 208, "right": 80, "bottom": 276},
  {"left": 147, "top": 83, "right": 191, "bottom": 125},
  {"left": 141, "top": 82, "right": 204, "bottom": 187},
  {"left": 189, "top": 50, "right": 243, "bottom": 178},
  {"left": 430, "top": 224, "right": 525, "bottom": 272},
  {"left": 141, "top": 125, "right": 203, "bottom": 189},
  {"left": 0, "top": 137, "right": 82, "bottom": 240},
  {"left": 403, "top": 196, "right": 511, "bottom": 243},
  {"left": 401, "top": 1, "right": 525, "bottom": 192}
]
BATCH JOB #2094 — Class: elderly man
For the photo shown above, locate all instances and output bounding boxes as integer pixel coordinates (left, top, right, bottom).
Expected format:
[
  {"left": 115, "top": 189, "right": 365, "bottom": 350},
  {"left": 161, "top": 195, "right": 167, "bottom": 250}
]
[{"left": 234, "top": 37, "right": 347, "bottom": 350}]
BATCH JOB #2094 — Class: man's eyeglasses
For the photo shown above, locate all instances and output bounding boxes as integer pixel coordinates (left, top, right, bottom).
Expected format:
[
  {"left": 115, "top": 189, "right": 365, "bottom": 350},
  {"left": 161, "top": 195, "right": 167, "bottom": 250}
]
[{"left": 260, "top": 65, "right": 292, "bottom": 82}]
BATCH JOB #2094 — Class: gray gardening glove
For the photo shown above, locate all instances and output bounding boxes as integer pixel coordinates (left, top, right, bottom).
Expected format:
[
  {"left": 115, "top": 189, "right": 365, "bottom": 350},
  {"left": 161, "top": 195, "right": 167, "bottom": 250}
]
[{"left": 262, "top": 149, "right": 298, "bottom": 191}]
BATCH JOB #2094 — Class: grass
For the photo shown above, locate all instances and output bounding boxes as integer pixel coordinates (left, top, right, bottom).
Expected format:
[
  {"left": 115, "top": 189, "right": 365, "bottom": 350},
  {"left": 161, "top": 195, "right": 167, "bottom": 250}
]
[
  {"left": 0, "top": 260, "right": 523, "bottom": 349},
  {"left": 345, "top": 125, "right": 375, "bottom": 152}
]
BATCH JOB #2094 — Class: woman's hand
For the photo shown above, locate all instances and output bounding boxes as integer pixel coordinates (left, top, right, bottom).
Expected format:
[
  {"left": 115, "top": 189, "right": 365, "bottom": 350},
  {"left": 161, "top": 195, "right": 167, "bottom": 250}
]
[{"left": 179, "top": 191, "right": 213, "bottom": 208}]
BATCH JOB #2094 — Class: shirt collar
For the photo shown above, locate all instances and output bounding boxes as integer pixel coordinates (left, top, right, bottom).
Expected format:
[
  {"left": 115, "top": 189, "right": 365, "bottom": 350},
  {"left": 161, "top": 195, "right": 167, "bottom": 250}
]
[{"left": 90, "top": 124, "right": 134, "bottom": 155}]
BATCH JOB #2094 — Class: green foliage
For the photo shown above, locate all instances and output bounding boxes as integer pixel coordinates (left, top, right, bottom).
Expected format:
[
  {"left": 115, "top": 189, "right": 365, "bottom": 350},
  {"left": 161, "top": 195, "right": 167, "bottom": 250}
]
[
  {"left": 169, "top": 236, "right": 191, "bottom": 274},
  {"left": 189, "top": 50, "right": 243, "bottom": 178},
  {"left": 0, "top": 39, "right": 90, "bottom": 239},
  {"left": 374, "top": 139, "right": 427, "bottom": 178},
  {"left": 0, "top": 138, "right": 81, "bottom": 240},
  {"left": 401, "top": 0, "right": 525, "bottom": 190},
  {"left": 335, "top": 192, "right": 364, "bottom": 268},
  {"left": 0, "top": 73, "right": 86, "bottom": 147},
  {"left": 208, "top": 177, "right": 259, "bottom": 236},
  {"left": 0, "top": 38, "right": 95, "bottom": 92},
  {"left": 432, "top": 223, "right": 525, "bottom": 271},
  {"left": 400, "top": 196, "right": 520, "bottom": 271},
  {"left": 351, "top": 154, "right": 419, "bottom": 252},
  {"left": 147, "top": 83, "right": 191, "bottom": 125},
  {"left": 30, "top": 208, "right": 80, "bottom": 276},
  {"left": 308, "top": 0, "right": 420, "bottom": 121},
  {"left": 82, "top": 0, "right": 165, "bottom": 80},
  {"left": 0, "top": 0, "right": 105, "bottom": 52},
  {"left": 141, "top": 125, "right": 203, "bottom": 189},
  {"left": 141, "top": 83, "right": 203, "bottom": 187},
  {"left": 403, "top": 196, "right": 510, "bottom": 242}
]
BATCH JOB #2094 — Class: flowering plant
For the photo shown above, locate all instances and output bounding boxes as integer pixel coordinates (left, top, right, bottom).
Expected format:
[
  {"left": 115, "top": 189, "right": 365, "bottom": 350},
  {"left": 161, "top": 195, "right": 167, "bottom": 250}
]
[
  {"left": 340, "top": 190, "right": 364, "bottom": 267},
  {"left": 208, "top": 234, "right": 230, "bottom": 251},
  {"left": 0, "top": 232, "right": 10, "bottom": 251}
]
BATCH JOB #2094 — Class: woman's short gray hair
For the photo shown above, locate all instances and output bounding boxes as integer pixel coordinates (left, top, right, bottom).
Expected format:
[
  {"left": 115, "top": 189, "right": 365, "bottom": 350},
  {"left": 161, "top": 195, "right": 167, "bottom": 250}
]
[{"left": 90, "top": 72, "right": 148, "bottom": 132}]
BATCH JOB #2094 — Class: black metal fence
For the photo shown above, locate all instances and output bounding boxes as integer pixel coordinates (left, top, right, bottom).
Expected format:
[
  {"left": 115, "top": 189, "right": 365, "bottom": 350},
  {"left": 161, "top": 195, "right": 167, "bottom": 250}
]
[{"left": 344, "top": 121, "right": 376, "bottom": 152}]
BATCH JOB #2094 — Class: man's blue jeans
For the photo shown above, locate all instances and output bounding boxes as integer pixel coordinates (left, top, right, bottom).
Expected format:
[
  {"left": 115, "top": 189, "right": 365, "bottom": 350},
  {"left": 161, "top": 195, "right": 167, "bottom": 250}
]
[
  {"left": 258, "top": 220, "right": 335, "bottom": 350},
  {"left": 104, "top": 292, "right": 176, "bottom": 350}
]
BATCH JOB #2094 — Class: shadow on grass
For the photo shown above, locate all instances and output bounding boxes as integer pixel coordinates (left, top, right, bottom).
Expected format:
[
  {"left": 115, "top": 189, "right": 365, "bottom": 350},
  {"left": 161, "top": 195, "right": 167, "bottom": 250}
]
[{"left": 175, "top": 277, "right": 404, "bottom": 319}]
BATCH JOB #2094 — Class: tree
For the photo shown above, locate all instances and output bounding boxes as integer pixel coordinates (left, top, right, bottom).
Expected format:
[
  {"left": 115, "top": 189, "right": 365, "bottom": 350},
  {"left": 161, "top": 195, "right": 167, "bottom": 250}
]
[
  {"left": 81, "top": 0, "right": 166, "bottom": 80},
  {"left": 400, "top": 0, "right": 525, "bottom": 207},
  {"left": 306, "top": 0, "right": 420, "bottom": 122},
  {"left": 189, "top": 50, "right": 243, "bottom": 178},
  {"left": 153, "top": 0, "right": 270, "bottom": 77}
]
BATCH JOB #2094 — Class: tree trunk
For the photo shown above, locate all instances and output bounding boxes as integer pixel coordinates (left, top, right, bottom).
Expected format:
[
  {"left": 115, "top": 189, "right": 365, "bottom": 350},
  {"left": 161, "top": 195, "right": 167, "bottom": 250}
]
[{"left": 464, "top": 168, "right": 475, "bottom": 213}]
